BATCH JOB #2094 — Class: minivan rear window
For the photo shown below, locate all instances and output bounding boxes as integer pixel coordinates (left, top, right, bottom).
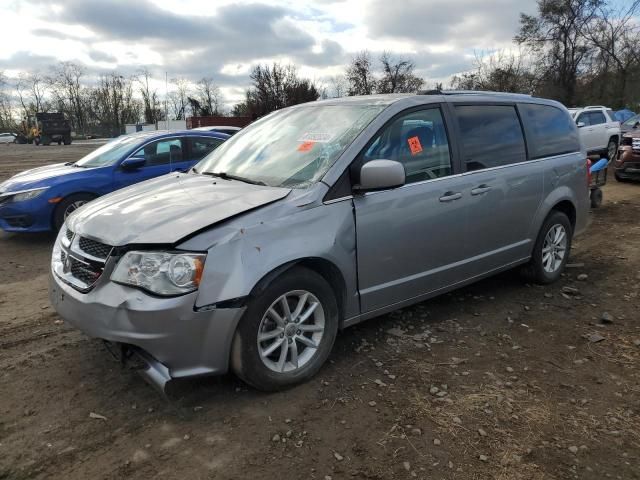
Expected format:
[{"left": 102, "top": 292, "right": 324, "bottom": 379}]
[
  {"left": 520, "top": 104, "right": 580, "bottom": 159},
  {"left": 455, "top": 105, "right": 527, "bottom": 171}
]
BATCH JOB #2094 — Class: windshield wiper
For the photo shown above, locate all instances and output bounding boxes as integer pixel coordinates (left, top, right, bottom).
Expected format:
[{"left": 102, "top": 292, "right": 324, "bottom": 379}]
[{"left": 200, "top": 171, "right": 267, "bottom": 186}]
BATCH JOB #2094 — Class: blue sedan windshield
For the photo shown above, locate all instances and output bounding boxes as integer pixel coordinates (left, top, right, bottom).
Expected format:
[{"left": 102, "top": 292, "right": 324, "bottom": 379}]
[{"left": 75, "top": 135, "right": 142, "bottom": 168}]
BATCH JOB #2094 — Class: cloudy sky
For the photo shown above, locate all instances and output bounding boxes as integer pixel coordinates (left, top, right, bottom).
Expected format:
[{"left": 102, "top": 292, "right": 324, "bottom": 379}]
[{"left": 0, "top": 0, "right": 540, "bottom": 106}]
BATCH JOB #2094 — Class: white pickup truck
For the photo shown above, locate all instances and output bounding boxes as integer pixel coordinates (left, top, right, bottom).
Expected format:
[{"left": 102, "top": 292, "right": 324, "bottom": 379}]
[{"left": 568, "top": 106, "right": 621, "bottom": 160}]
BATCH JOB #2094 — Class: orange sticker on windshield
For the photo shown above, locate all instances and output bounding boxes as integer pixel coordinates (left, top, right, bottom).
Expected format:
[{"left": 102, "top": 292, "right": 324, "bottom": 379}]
[
  {"left": 408, "top": 136, "right": 423, "bottom": 155},
  {"left": 298, "top": 141, "right": 315, "bottom": 152}
]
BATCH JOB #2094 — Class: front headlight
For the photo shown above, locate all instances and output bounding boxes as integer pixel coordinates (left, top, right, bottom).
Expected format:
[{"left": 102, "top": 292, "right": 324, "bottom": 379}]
[
  {"left": 10, "top": 187, "right": 49, "bottom": 202},
  {"left": 111, "top": 251, "right": 206, "bottom": 296}
]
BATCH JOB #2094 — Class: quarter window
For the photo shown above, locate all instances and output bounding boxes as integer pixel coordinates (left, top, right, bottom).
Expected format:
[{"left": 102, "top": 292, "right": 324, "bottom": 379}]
[
  {"left": 520, "top": 104, "right": 580, "bottom": 159},
  {"left": 132, "top": 138, "right": 183, "bottom": 166},
  {"left": 360, "top": 108, "right": 452, "bottom": 183},
  {"left": 455, "top": 105, "right": 526, "bottom": 171},
  {"left": 189, "top": 137, "right": 223, "bottom": 160}
]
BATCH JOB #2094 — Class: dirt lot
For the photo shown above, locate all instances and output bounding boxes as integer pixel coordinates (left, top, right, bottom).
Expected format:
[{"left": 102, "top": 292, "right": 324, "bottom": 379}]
[{"left": 1, "top": 143, "right": 639, "bottom": 480}]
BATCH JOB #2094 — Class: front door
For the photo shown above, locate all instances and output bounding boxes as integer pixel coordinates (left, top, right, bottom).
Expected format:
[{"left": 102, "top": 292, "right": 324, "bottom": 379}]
[
  {"left": 114, "top": 137, "right": 185, "bottom": 189},
  {"left": 353, "top": 106, "right": 469, "bottom": 313}
]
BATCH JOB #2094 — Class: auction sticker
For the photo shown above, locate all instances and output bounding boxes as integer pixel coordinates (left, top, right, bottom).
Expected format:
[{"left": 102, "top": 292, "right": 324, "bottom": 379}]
[
  {"left": 407, "top": 136, "right": 423, "bottom": 155},
  {"left": 298, "top": 132, "right": 332, "bottom": 143},
  {"left": 297, "top": 141, "right": 315, "bottom": 152}
]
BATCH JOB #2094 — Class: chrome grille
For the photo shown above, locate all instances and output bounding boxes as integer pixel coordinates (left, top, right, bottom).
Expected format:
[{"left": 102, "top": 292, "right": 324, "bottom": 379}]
[
  {"left": 632, "top": 138, "right": 640, "bottom": 152},
  {"left": 78, "top": 237, "right": 112, "bottom": 260},
  {"left": 53, "top": 232, "right": 113, "bottom": 292},
  {"left": 69, "top": 256, "right": 103, "bottom": 286}
]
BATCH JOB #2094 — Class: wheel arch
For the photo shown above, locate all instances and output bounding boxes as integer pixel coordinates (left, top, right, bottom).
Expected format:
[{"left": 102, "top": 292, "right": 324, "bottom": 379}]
[
  {"left": 550, "top": 199, "right": 577, "bottom": 231},
  {"left": 50, "top": 191, "right": 99, "bottom": 229},
  {"left": 246, "top": 257, "right": 348, "bottom": 326}
]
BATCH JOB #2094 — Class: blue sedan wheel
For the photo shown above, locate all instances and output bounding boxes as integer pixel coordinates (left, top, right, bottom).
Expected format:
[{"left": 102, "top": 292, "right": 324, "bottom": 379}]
[{"left": 54, "top": 194, "right": 96, "bottom": 231}]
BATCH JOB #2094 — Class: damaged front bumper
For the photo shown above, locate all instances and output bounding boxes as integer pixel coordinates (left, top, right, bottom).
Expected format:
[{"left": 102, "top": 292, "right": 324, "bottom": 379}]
[{"left": 49, "top": 272, "right": 245, "bottom": 393}]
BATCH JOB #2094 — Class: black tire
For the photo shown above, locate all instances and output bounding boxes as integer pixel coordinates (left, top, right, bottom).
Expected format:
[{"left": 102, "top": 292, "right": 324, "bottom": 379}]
[
  {"left": 521, "top": 210, "right": 573, "bottom": 285},
  {"left": 231, "top": 267, "right": 339, "bottom": 391},
  {"left": 590, "top": 188, "right": 603, "bottom": 208},
  {"left": 57, "top": 139, "right": 62, "bottom": 145},
  {"left": 63, "top": 135, "right": 71, "bottom": 145},
  {"left": 33, "top": 137, "right": 40, "bottom": 146},
  {"left": 607, "top": 138, "right": 618, "bottom": 161},
  {"left": 53, "top": 193, "right": 96, "bottom": 231}
]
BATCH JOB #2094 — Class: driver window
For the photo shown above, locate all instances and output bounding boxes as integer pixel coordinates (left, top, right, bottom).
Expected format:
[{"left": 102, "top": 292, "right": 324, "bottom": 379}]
[
  {"left": 360, "top": 108, "right": 452, "bottom": 184},
  {"left": 132, "top": 138, "right": 183, "bottom": 166}
]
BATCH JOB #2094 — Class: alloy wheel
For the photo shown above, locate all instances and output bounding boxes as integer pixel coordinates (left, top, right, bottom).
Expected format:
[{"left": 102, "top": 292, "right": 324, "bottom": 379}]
[
  {"left": 64, "top": 200, "right": 87, "bottom": 219},
  {"left": 542, "top": 224, "right": 567, "bottom": 273},
  {"left": 257, "top": 290, "right": 325, "bottom": 373}
]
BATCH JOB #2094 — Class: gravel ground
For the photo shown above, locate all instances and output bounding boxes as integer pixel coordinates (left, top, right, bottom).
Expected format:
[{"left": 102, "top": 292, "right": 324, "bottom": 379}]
[{"left": 1, "top": 143, "right": 639, "bottom": 480}]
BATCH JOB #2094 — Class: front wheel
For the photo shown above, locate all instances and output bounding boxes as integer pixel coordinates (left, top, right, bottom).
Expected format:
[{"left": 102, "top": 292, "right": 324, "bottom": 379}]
[
  {"left": 231, "top": 267, "right": 338, "bottom": 391},
  {"left": 53, "top": 194, "right": 96, "bottom": 231},
  {"left": 522, "top": 211, "right": 573, "bottom": 284},
  {"left": 607, "top": 139, "right": 618, "bottom": 161},
  {"left": 590, "top": 188, "right": 603, "bottom": 208}
]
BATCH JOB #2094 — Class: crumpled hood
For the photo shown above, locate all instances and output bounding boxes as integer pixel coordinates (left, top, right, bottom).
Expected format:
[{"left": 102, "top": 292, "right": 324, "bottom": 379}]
[
  {"left": 0, "top": 163, "right": 82, "bottom": 193},
  {"left": 67, "top": 173, "right": 291, "bottom": 246}
]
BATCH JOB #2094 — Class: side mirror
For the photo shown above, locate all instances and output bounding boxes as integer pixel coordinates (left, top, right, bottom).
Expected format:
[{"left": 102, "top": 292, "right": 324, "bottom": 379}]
[
  {"left": 356, "top": 159, "right": 405, "bottom": 192},
  {"left": 577, "top": 122, "right": 586, "bottom": 128},
  {"left": 633, "top": 121, "right": 639, "bottom": 129},
  {"left": 121, "top": 157, "right": 146, "bottom": 171}
]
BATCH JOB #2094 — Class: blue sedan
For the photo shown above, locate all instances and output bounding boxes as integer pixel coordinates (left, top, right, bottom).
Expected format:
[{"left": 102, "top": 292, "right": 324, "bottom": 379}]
[{"left": 0, "top": 130, "right": 229, "bottom": 232}]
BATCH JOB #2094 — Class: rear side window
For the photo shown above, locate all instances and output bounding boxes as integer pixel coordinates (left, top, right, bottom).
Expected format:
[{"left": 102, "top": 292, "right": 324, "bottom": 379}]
[
  {"left": 455, "top": 105, "right": 526, "bottom": 171},
  {"left": 588, "top": 111, "right": 606, "bottom": 125},
  {"left": 189, "top": 136, "right": 223, "bottom": 160},
  {"left": 132, "top": 138, "right": 184, "bottom": 166},
  {"left": 520, "top": 104, "right": 580, "bottom": 159}
]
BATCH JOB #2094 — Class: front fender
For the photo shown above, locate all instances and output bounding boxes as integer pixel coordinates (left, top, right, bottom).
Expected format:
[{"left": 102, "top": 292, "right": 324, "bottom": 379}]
[{"left": 187, "top": 200, "right": 359, "bottom": 319}]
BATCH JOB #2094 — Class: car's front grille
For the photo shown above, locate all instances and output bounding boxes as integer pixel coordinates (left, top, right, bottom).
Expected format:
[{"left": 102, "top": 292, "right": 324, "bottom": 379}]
[
  {"left": 69, "top": 256, "right": 103, "bottom": 286},
  {"left": 632, "top": 138, "right": 640, "bottom": 152},
  {"left": 79, "top": 237, "right": 112, "bottom": 260},
  {"left": 54, "top": 231, "right": 113, "bottom": 292}
]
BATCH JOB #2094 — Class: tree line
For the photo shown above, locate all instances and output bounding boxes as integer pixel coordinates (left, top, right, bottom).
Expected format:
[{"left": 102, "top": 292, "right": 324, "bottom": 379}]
[
  {"left": 0, "top": 0, "right": 638, "bottom": 137},
  {"left": 453, "top": 0, "right": 640, "bottom": 108}
]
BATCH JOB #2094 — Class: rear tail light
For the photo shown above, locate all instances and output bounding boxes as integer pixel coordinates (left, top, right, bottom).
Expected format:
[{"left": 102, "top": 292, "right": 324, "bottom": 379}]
[{"left": 586, "top": 158, "right": 592, "bottom": 186}]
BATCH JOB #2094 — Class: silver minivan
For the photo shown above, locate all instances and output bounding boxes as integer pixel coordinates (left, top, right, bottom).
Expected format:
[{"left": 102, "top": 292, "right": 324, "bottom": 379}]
[{"left": 50, "top": 92, "right": 589, "bottom": 392}]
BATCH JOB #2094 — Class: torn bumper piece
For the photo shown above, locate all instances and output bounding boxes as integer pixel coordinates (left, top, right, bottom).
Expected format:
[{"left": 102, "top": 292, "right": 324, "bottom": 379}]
[{"left": 49, "top": 273, "right": 245, "bottom": 392}]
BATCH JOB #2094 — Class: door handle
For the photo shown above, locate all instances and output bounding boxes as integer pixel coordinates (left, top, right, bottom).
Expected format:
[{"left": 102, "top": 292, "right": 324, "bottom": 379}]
[
  {"left": 439, "top": 192, "right": 462, "bottom": 202},
  {"left": 471, "top": 185, "right": 492, "bottom": 196}
]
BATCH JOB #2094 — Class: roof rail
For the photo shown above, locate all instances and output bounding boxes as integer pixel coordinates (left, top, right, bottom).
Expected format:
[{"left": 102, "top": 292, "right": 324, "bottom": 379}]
[{"left": 417, "top": 89, "right": 532, "bottom": 97}]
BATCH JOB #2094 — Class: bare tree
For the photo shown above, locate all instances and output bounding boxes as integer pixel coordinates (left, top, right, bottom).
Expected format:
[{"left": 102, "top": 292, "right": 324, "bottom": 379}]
[
  {"left": 87, "top": 74, "right": 141, "bottom": 136},
  {"left": 377, "top": 52, "right": 424, "bottom": 93},
  {"left": 195, "top": 77, "right": 222, "bottom": 116},
  {"left": 136, "top": 68, "right": 161, "bottom": 124},
  {"left": 584, "top": 1, "right": 640, "bottom": 106},
  {"left": 346, "top": 51, "right": 376, "bottom": 96},
  {"left": 16, "top": 71, "right": 47, "bottom": 117},
  {"left": 233, "top": 63, "right": 320, "bottom": 117},
  {"left": 0, "top": 71, "right": 16, "bottom": 130},
  {"left": 450, "top": 50, "right": 539, "bottom": 94},
  {"left": 516, "top": 0, "right": 602, "bottom": 106},
  {"left": 327, "top": 75, "right": 348, "bottom": 98},
  {"left": 48, "top": 62, "right": 86, "bottom": 133},
  {"left": 168, "top": 77, "right": 191, "bottom": 119}
]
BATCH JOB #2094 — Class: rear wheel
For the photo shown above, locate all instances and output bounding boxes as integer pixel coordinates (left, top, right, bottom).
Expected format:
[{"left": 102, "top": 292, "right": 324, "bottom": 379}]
[
  {"left": 522, "top": 211, "right": 572, "bottom": 284},
  {"left": 63, "top": 135, "right": 71, "bottom": 145},
  {"left": 590, "top": 188, "right": 603, "bottom": 208},
  {"left": 231, "top": 267, "right": 339, "bottom": 391},
  {"left": 53, "top": 193, "right": 96, "bottom": 231},
  {"left": 614, "top": 172, "right": 629, "bottom": 183}
]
